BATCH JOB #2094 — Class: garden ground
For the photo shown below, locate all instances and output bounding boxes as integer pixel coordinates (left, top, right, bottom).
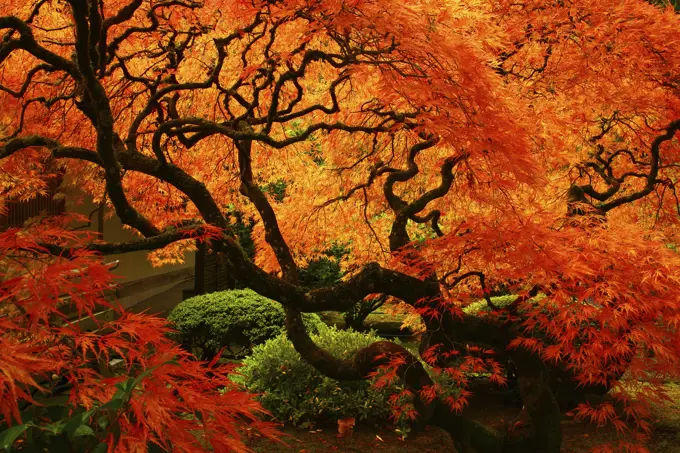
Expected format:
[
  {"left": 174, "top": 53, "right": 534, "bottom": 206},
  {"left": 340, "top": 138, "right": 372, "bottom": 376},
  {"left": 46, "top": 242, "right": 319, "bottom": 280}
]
[{"left": 244, "top": 383, "right": 680, "bottom": 453}]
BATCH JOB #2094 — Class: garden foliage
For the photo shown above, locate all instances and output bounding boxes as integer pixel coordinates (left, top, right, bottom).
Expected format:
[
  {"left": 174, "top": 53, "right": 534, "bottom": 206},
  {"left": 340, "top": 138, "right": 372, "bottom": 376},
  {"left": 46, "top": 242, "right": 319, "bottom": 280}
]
[
  {"left": 0, "top": 225, "right": 275, "bottom": 453},
  {"left": 169, "top": 289, "right": 325, "bottom": 360},
  {"left": 236, "top": 326, "right": 417, "bottom": 431}
]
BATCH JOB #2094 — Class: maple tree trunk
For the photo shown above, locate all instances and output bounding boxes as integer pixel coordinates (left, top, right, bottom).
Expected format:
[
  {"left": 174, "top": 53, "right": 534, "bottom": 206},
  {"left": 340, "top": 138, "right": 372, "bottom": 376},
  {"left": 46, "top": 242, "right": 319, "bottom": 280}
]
[
  {"left": 412, "top": 306, "right": 565, "bottom": 452},
  {"left": 545, "top": 360, "right": 615, "bottom": 410},
  {"left": 429, "top": 354, "right": 562, "bottom": 453},
  {"left": 508, "top": 351, "right": 563, "bottom": 453}
]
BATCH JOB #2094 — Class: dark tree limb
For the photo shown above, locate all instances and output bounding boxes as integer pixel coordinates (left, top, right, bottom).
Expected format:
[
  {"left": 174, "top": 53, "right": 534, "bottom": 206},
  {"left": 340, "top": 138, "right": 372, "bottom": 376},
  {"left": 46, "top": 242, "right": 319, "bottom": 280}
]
[
  {"left": 0, "top": 135, "right": 102, "bottom": 164},
  {"left": 383, "top": 138, "right": 467, "bottom": 251},
  {"left": 577, "top": 119, "right": 680, "bottom": 212},
  {"left": 235, "top": 123, "right": 299, "bottom": 282},
  {"left": 443, "top": 271, "right": 499, "bottom": 311},
  {"left": 68, "top": 0, "right": 161, "bottom": 238},
  {"left": 36, "top": 225, "right": 212, "bottom": 258},
  {"left": 0, "top": 16, "right": 79, "bottom": 77}
]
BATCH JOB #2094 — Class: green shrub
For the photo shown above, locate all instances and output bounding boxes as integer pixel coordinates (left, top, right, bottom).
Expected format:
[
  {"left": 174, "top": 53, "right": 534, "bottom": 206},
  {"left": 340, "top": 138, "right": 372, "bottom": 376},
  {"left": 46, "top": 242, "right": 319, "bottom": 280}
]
[
  {"left": 168, "top": 289, "right": 325, "bottom": 360},
  {"left": 236, "top": 326, "right": 415, "bottom": 429},
  {"left": 298, "top": 256, "right": 343, "bottom": 289}
]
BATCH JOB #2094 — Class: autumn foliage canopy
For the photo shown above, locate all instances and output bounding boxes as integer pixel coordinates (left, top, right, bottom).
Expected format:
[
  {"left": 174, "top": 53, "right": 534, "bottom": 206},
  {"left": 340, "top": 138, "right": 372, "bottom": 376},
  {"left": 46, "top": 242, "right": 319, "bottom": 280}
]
[{"left": 1, "top": 0, "right": 680, "bottom": 452}]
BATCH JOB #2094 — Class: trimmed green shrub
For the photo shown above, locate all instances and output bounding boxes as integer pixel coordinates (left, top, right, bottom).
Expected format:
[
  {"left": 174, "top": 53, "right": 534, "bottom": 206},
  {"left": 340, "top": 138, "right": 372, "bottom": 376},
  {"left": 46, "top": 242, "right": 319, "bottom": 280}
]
[
  {"left": 168, "top": 289, "right": 325, "bottom": 360},
  {"left": 236, "top": 326, "right": 416, "bottom": 430}
]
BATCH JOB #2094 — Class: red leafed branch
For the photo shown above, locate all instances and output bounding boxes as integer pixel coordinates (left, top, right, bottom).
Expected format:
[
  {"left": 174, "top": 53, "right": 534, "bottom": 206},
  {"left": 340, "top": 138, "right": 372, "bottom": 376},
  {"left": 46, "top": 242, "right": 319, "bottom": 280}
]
[{"left": 0, "top": 226, "right": 277, "bottom": 452}]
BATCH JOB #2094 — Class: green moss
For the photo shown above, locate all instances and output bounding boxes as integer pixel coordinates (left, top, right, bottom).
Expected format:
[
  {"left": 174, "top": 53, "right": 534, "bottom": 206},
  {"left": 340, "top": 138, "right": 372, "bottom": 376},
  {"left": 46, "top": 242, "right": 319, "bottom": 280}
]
[
  {"left": 650, "top": 382, "right": 680, "bottom": 452},
  {"left": 463, "top": 294, "right": 546, "bottom": 315}
]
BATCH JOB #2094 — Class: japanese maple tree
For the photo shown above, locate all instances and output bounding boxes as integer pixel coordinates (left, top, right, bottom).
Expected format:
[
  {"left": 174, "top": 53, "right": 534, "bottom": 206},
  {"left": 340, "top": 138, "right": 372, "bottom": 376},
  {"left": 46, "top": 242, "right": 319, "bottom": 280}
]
[{"left": 1, "top": 0, "right": 680, "bottom": 452}]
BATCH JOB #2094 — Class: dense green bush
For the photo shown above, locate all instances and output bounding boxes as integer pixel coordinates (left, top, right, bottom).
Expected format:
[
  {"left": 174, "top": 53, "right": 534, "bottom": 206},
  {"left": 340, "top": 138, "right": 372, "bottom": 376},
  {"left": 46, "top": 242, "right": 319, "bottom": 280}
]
[
  {"left": 168, "top": 289, "right": 325, "bottom": 360},
  {"left": 298, "top": 255, "right": 343, "bottom": 288},
  {"left": 236, "top": 326, "right": 423, "bottom": 431}
]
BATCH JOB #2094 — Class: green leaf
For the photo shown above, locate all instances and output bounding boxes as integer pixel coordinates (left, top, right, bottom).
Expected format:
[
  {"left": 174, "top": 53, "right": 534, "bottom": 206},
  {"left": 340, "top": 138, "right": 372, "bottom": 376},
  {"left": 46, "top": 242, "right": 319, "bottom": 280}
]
[
  {"left": 18, "top": 406, "right": 37, "bottom": 424},
  {"left": 64, "top": 411, "right": 88, "bottom": 441},
  {"left": 110, "top": 421, "right": 122, "bottom": 449},
  {"left": 0, "top": 424, "right": 30, "bottom": 450},
  {"left": 46, "top": 405, "right": 69, "bottom": 422},
  {"left": 114, "top": 359, "right": 181, "bottom": 398},
  {"left": 90, "top": 442, "right": 109, "bottom": 453},
  {"left": 41, "top": 420, "right": 66, "bottom": 435},
  {"left": 97, "top": 416, "right": 109, "bottom": 430},
  {"left": 73, "top": 424, "right": 95, "bottom": 437},
  {"left": 35, "top": 394, "right": 70, "bottom": 407},
  {"left": 98, "top": 396, "right": 126, "bottom": 412},
  {"left": 115, "top": 377, "right": 136, "bottom": 394}
]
